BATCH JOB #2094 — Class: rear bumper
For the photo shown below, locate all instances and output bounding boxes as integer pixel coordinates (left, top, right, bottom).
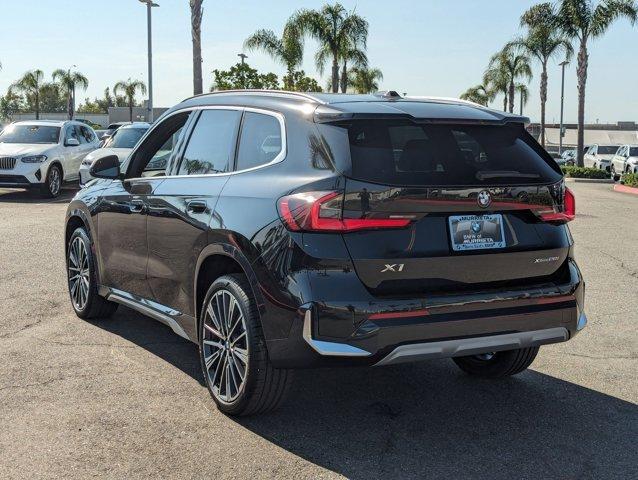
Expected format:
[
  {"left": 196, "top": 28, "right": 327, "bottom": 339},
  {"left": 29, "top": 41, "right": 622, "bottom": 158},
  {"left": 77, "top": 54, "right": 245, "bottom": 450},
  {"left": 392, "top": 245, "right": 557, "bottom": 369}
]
[{"left": 266, "top": 259, "right": 585, "bottom": 368}]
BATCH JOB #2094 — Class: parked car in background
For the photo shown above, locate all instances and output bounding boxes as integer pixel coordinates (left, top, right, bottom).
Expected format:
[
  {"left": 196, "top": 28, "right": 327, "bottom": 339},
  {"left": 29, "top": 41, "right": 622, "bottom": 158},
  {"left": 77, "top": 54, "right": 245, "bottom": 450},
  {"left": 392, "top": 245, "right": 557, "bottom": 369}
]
[
  {"left": 583, "top": 144, "right": 617, "bottom": 172},
  {"left": 0, "top": 120, "right": 99, "bottom": 197},
  {"left": 65, "top": 91, "right": 585, "bottom": 416},
  {"left": 79, "top": 122, "right": 150, "bottom": 187},
  {"left": 610, "top": 144, "right": 638, "bottom": 180},
  {"left": 560, "top": 149, "right": 576, "bottom": 166}
]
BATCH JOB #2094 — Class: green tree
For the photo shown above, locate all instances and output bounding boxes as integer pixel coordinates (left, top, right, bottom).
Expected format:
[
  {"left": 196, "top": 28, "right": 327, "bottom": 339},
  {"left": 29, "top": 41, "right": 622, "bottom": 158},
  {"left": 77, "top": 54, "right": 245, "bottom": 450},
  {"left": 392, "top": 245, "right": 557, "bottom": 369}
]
[
  {"left": 507, "top": 3, "right": 573, "bottom": 146},
  {"left": 338, "top": 45, "right": 367, "bottom": 93},
  {"left": 38, "top": 83, "right": 66, "bottom": 113},
  {"left": 282, "top": 70, "right": 323, "bottom": 92},
  {"left": 114, "top": 79, "right": 148, "bottom": 121},
  {"left": 487, "top": 48, "right": 532, "bottom": 113},
  {"left": 554, "top": 0, "right": 637, "bottom": 166},
  {"left": 190, "top": 0, "right": 204, "bottom": 95},
  {"left": 52, "top": 68, "right": 89, "bottom": 120},
  {"left": 10, "top": 70, "right": 45, "bottom": 119},
  {"left": 0, "top": 89, "right": 23, "bottom": 121},
  {"left": 244, "top": 27, "right": 304, "bottom": 90},
  {"left": 483, "top": 63, "right": 510, "bottom": 111},
  {"left": 211, "top": 62, "right": 280, "bottom": 91},
  {"left": 460, "top": 84, "right": 493, "bottom": 106},
  {"left": 515, "top": 83, "right": 530, "bottom": 115},
  {"left": 291, "top": 3, "right": 369, "bottom": 93},
  {"left": 347, "top": 67, "right": 383, "bottom": 93}
]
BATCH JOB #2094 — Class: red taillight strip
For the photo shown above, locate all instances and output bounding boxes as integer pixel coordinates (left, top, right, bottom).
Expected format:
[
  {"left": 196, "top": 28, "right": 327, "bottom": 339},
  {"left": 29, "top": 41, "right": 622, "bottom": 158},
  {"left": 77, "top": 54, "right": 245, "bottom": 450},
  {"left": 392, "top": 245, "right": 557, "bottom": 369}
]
[{"left": 368, "top": 308, "right": 430, "bottom": 320}]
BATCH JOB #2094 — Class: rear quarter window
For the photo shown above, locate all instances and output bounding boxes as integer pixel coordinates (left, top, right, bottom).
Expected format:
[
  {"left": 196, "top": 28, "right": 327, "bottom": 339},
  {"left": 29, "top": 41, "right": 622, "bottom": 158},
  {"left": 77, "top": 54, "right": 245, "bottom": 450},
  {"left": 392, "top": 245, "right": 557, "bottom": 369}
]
[{"left": 335, "top": 120, "right": 562, "bottom": 186}]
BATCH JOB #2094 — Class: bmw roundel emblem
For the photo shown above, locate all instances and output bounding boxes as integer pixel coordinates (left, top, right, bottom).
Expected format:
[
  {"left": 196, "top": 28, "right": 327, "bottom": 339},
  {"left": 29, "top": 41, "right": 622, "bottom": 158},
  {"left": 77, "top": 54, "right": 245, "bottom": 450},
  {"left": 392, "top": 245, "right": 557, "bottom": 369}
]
[
  {"left": 471, "top": 221, "right": 482, "bottom": 233},
  {"left": 477, "top": 190, "right": 492, "bottom": 208}
]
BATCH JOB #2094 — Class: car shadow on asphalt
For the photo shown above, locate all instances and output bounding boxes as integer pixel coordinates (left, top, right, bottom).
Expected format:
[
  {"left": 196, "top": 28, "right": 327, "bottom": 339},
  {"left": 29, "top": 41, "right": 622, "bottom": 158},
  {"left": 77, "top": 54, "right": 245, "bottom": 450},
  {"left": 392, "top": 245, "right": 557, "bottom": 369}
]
[
  {"left": 93, "top": 307, "right": 638, "bottom": 479},
  {"left": 0, "top": 187, "right": 78, "bottom": 204}
]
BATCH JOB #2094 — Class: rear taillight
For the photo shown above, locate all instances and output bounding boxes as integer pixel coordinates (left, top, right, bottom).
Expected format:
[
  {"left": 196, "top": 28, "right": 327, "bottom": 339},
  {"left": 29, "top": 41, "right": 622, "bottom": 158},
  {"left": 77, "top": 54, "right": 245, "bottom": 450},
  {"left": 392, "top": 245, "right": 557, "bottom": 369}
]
[
  {"left": 277, "top": 191, "right": 412, "bottom": 232},
  {"left": 536, "top": 186, "right": 575, "bottom": 223}
]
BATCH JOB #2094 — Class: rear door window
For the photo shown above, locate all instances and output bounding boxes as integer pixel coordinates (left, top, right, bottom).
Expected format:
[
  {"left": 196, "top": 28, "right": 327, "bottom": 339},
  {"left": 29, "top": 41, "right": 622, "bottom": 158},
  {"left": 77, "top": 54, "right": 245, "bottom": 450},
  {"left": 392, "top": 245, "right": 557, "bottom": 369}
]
[
  {"left": 235, "top": 111, "right": 283, "bottom": 171},
  {"left": 341, "top": 120, "right": 561, "bottom": 186},
  {"left": 178, "top": 109, "right": 241, "bottom": 176}
]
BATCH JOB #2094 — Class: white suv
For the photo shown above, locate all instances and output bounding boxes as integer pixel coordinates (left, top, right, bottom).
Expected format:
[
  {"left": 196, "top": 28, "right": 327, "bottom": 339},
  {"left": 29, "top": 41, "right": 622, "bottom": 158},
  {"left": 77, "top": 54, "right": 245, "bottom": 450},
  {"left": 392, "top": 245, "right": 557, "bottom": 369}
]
[
  {"left": 583, "top": 144, "right": 618, "bottom": 173},
  {"left": 610, "top": 145, "right": 638, "bottom": 180},
  {"left": 0, "top": 120, "right": 99, "bottom": 197}
]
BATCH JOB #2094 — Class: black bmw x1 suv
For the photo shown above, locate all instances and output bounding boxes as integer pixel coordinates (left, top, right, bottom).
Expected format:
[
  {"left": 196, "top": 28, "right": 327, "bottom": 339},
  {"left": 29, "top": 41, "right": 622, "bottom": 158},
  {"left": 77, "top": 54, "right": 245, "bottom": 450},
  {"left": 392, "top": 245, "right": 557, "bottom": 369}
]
[{"left": 65, "top": 90, "right": 586, "bottom": 415}]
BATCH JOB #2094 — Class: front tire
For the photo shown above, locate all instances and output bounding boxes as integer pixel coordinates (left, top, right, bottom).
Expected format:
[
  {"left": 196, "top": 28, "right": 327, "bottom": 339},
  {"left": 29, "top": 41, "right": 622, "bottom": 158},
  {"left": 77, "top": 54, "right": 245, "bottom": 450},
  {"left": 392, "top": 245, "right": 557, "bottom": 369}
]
[
  {"left": 41, "top": 164, "right": 62, "bottom": 198},
  {"left": 67, "top": 227, "right": 118, "bottom": 319},
  {"left": 199, "top": 274, "right": 292, "bottom": 416},
  {"left": 452, "top": 347, "right": 539, "bottom": 378}
]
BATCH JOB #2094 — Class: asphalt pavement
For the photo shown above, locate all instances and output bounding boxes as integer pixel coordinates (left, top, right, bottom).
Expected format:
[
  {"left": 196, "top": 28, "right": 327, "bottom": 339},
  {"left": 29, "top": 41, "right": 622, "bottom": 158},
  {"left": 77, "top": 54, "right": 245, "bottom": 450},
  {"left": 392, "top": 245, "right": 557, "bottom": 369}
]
[{"left": 0, "top": 182, "right": 636, "bottom": 479}]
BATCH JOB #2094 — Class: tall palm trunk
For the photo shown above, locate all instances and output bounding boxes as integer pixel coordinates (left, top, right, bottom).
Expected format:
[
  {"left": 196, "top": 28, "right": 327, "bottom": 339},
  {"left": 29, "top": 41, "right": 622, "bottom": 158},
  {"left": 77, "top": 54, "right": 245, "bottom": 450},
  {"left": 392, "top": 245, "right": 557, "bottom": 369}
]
[
  {"left": 331, "top": 54, "right": 339, "bottom": 93},
  {"left": 539, "top": 62, "right": 548, "bottom": 148},
  {"left": 508, "top": 81, "right": 515, "bottom": 113},
  {"left": 502, "top": 91, "right": 507, "bottom": 111},
  {"left": 576, "top": 40, "right": 588, "bottom": 168},
  {"left": 191, "top": 0, "right": 203, "bottom": 95},
  {"left": 128, "top": 100, "right": 133, "bottom": 122},
  {"left": 35, "top": 92, "right": 40, "bottom": 120},
  {"left": 67, "top": 92, "right": 73, "bottom": 120},
  {"left": 340, "top": 61, "right": 347, "bottom": 93}
]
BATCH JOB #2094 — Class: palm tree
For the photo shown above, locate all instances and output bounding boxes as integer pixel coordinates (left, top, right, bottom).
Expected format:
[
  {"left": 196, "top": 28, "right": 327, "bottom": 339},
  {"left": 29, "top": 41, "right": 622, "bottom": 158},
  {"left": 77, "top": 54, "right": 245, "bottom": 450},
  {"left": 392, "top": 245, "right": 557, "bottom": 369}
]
[
  {"left": 554, "top": 0, "right": 637, "bottom": 167},
  {"left": 190, "top": 0, "right": 204, "bottom": 95},
  {"left": 243, "top": 26, "right": 303, "bottom": 90},
  {"left": 460, "top": 84, "right": 493, "bottom": 106},
  {"left": 338, "top": 45, "right": 368, "bottom": 93},
  {"left": 52, "top": 68, "right": 89, "bottom": 120},
  {"left": 347, "top": 67, "right": 383, "bottom": 93},
  {"left": 507, "top": 3, "right": 573, "bottom": 146},
  {"left": 10, "top": 70, "right": 45, "bottom": 119},
  {"left": 114, "top": 79, "right": 147, "bottom": 121},
  {"left": 483, "top": 64, "right": 510, "bottom": 111},
  {"left": 487, "top": 48, "right": 532, "bottom": 113},
  {"left": 291, "top": 3, "right": 368, "bottom": 93},
  {"left": 515, "top": 83, "right": 530, "bottom": 115}
]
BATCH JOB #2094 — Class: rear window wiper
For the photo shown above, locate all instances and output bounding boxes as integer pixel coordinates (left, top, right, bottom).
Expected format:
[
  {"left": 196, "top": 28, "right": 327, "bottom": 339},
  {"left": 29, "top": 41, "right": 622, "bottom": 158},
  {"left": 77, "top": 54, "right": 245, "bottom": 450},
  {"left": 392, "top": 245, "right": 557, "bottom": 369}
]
[{"left": 475, "top": 170, "right": 540, "bottom": 180}]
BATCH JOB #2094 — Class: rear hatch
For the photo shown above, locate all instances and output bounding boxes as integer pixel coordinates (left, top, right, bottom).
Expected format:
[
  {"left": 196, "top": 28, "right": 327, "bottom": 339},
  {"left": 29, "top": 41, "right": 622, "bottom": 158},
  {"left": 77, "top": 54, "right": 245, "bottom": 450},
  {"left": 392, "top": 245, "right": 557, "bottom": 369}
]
[{"left": 319, "top": 119, "right": 573, "bottom": 296}]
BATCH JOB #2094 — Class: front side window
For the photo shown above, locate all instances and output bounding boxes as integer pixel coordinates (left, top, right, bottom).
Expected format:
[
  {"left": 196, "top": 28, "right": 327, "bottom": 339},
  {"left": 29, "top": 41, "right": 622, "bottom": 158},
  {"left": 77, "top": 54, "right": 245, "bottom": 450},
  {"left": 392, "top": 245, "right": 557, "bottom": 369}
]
[
  {"left": 0, "top": 124, "right": 60, "bottom": 144},
  {"left": 105, "top": 127, "right": 148, "bottom": 149},
  {"left": 178, "top": 109, "right": 241, "bottom": 176},
  {"left": 79, "top": 126, "right": 95, "bottom": 143},
  {"left": 65, "top": 125, "right": 81, "bottom": 144},
  {"left": 236, "top": 112, "right": 283, "bottom": 171}
]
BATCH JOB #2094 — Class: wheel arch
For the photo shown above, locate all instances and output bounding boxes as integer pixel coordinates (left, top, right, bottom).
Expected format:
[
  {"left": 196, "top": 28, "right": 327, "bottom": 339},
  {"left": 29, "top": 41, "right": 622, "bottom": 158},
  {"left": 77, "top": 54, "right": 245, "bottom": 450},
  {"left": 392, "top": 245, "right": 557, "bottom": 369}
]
[
  {"left": 46, "top": 159, "right": 65, "bottom": 181},
  {"left": 194, "top": 243, "right": 265, "bottom": 338}
]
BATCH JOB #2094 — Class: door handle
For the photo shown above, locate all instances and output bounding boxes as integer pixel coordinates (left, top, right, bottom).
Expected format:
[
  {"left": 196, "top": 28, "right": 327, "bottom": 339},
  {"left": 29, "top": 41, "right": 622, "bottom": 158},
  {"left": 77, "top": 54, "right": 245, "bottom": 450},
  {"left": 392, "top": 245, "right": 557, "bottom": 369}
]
[
  {"left": 186, "top": 200, "right": 207, "bottom": 214},
  {"left": 130, "top": 199, "right": 146, "bottom": 213}
]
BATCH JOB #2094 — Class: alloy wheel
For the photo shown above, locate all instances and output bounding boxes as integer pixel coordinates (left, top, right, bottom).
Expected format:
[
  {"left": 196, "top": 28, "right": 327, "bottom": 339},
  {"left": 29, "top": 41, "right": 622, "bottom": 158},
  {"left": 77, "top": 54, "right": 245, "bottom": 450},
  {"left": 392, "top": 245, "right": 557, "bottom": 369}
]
[
  {"left": 68, "top": 236, "right": 90, "bottom": 311},
  {"left": 202, "top": 289, "right": 249, "bottom": 404},
  {"left": 49, "top": 167, "right": 61, "bottom": 196}
]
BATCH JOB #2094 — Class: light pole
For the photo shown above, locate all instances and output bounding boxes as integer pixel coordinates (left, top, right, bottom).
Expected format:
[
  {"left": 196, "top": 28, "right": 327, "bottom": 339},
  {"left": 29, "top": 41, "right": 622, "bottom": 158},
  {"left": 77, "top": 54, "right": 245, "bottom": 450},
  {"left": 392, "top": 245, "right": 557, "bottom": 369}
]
[
  {"left": 238, "top": 53, "right": 248, "bottom": 65},
  {"left": 559, "top": 60, "right": 569, "bottom": 155},
  {"left": 139, "top": 0, "right": 159, "bottom": 122}
]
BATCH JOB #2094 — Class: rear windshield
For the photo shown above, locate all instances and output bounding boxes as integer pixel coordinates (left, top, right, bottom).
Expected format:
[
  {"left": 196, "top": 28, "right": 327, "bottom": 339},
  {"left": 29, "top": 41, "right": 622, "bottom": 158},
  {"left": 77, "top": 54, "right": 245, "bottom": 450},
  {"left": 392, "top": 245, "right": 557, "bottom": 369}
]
[
  {"left": 104, "top": 127, "right": 147, "bottom": 149},
  {"left": 0, "top": 124, "right": 60, "bottom": 144},
  {"left": 338, "top": 120, "right": 561, "bottom": 186}
]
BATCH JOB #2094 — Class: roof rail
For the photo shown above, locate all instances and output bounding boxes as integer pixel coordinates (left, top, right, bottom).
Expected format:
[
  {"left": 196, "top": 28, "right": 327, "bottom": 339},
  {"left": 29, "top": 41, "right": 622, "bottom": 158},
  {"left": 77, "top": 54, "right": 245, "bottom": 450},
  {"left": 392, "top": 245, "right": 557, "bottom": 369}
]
[{"left": 182, "top": 89, "right": 325, "bottom": 104}]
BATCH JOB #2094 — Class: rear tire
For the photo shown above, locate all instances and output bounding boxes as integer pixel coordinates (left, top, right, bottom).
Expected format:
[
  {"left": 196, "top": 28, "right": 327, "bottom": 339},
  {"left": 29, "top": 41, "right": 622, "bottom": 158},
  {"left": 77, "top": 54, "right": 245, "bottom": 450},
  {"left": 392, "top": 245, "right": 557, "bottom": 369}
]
[
  {"left": 199, "top": 274, "right": 292, "bottom": 416},
  {"left": 67, "top": 227, "right": 118, "bottom": 319},
  {"left": 452, "top": 347, "right": 539, "bottom": 378},
  {"left": 41, "top": 164, "right": 62, "bottom": 198}
]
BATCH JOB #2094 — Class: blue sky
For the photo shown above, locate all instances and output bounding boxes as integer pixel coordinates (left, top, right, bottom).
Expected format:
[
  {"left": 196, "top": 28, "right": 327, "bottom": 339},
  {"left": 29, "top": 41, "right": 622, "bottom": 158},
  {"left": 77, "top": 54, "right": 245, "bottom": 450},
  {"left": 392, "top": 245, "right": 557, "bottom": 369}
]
[{"left": 1, "top": 0, "right": 636, "bottom": 123}]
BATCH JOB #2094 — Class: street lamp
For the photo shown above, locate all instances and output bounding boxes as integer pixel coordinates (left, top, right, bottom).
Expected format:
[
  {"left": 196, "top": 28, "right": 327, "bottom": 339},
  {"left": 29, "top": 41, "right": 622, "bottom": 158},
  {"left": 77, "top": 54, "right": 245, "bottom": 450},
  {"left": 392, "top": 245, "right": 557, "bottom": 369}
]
[
  {"left": 238, "top": 53, "right": 248, "bottom": 65},
  {"left": 559, "top": 60, "right": 569, "bottom": 155},
  {"left": 139, "top": 0, "right": 159, "bottom": 122}
]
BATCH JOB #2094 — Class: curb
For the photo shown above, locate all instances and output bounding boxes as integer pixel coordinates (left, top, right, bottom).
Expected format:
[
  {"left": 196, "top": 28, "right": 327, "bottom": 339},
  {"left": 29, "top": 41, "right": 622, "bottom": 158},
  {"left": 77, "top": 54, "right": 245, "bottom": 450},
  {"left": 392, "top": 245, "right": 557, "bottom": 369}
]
[
  {"left": 564, "top": 177, "right": 614, "bottom": 184},
  {"left": 613, "top": 184, "right": 638, "bottom": 196}
]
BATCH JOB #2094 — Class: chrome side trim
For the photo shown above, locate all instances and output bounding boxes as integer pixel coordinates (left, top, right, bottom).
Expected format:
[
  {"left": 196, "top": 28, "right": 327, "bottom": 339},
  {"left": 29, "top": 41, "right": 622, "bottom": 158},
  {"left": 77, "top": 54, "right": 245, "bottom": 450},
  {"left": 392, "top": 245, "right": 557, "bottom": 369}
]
[
  {"left": 302, "top": 310, "right": 371, "bottom": 357},
  {"left": 374, "top": 327, "right": 569, "bottom": 366},
  {"left": 106, "top": 289, "right": 190, "bottom": 340}
]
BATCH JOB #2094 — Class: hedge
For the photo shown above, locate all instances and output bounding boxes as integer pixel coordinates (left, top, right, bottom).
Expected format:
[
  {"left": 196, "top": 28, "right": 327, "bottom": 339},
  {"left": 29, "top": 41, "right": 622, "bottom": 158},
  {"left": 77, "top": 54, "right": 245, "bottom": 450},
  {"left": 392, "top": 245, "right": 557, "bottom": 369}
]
[
  {"left": 622, "top": 173, "right": 638, "bottom": 188},
  {"left": 560, "top": 166, "right": 609, "bottom": 179}
]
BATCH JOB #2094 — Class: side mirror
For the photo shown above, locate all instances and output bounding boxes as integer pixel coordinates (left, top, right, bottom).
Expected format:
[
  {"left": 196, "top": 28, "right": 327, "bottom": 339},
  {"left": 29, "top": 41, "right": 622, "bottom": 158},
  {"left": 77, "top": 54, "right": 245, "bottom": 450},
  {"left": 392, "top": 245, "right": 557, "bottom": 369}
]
[
  {"left": 66, "top": 138, "right": 80, "bottom": 147},
  {"left": 89, "top": 154, "right": 120, "bottom": 179}
]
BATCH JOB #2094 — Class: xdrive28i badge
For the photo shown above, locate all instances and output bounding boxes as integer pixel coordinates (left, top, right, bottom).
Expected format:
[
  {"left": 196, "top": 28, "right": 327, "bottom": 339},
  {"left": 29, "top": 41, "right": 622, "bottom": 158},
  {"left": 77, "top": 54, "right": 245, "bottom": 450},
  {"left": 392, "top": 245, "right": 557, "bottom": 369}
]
[{"left": 477, "top": 190, "right": 492, "bottom": 208}]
